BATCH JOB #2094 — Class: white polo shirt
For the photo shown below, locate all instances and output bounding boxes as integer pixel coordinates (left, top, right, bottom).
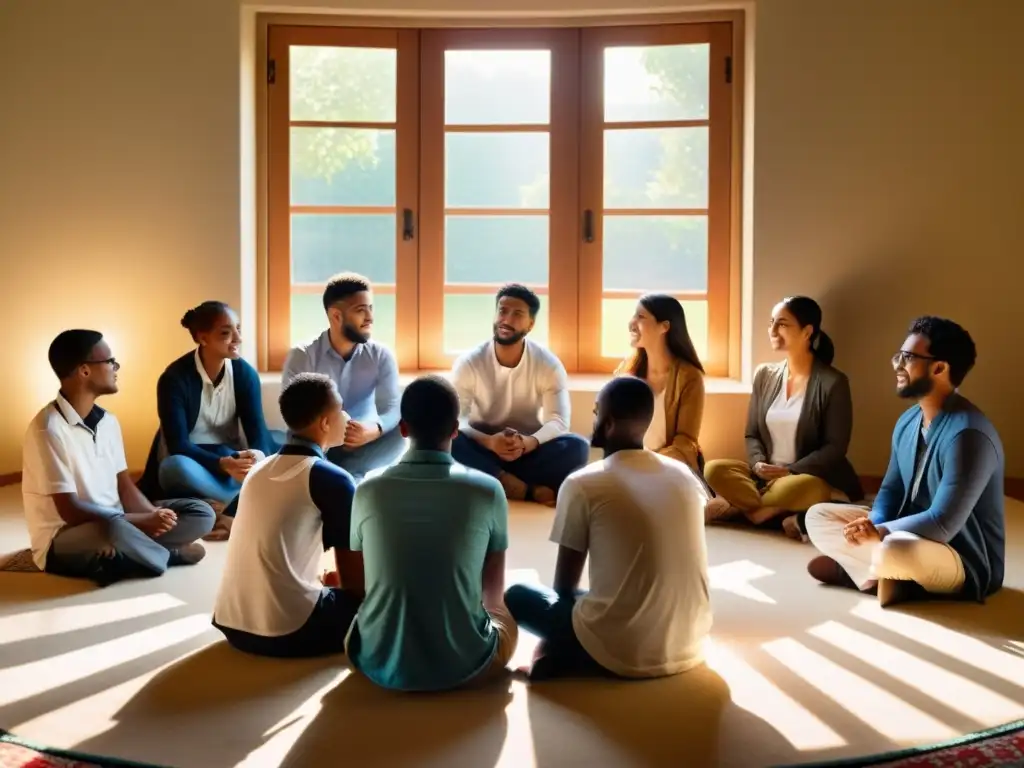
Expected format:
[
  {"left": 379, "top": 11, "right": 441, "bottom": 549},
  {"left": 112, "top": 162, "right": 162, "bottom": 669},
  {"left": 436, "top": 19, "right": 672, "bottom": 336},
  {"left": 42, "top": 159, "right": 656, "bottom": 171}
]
[
  {"left": 550, "top": 449, "right": 712, "bottom": 678},
  {"left": 22, "top": 394, "right": 128, "bottom": 569}
]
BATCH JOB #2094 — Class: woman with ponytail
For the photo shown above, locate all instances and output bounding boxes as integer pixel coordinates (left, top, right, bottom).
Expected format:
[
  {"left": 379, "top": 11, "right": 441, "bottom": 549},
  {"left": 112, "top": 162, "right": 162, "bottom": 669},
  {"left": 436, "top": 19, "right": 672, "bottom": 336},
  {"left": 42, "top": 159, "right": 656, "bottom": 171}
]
[
  {"left": 704, "top": 296, "right": 862, "bottom": 538},
  {"left": 138, "top": 302, "right": 278, "bottom": 539}
]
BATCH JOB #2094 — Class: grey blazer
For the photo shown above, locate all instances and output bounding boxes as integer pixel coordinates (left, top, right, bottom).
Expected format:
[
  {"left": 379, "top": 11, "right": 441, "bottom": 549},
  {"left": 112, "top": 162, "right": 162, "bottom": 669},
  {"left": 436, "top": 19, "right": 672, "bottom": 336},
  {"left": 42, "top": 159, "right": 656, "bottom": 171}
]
[{"left": 745, "top": 360, "right": 864, "bottom": 502}]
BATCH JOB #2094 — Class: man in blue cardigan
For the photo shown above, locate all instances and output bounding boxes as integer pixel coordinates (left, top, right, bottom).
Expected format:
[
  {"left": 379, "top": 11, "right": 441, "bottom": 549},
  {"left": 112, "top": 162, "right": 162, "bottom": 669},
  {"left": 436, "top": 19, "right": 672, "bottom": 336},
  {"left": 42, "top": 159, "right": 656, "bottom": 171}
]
[
  {"left": 804, "top": 317, "right": 1004, "bottom": 606},
  {"left": 283, "top": 273, "right": 405, "bottom": 481}
]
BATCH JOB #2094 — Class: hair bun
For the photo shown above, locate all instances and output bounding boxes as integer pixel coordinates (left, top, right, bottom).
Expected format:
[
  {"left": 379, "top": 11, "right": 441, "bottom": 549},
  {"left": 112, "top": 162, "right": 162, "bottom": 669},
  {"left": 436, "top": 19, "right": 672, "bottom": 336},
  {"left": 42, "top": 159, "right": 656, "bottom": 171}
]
[{"left": 180, "top": 308, "right": 195, "bottom": 329}]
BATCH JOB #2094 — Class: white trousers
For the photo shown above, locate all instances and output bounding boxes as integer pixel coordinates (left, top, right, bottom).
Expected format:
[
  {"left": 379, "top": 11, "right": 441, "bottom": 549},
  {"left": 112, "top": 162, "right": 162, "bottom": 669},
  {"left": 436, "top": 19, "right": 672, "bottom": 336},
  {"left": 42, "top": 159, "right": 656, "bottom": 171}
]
[{"left": 805, "top": 503, "right": 965, "bottom": 592}]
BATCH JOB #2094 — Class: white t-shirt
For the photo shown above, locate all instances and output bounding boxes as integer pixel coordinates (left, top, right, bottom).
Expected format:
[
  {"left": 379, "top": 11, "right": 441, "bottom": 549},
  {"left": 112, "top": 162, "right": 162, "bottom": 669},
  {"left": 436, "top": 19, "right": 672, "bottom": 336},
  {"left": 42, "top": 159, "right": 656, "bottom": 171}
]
[
  {"left": 550, "top": 449, "right": 712, "bottom": 677},
  {"left": 644, "top": 390, "right": 668, "bottom": 451},
  {"left": 451, "top": 339, "right": 571, "bottom": 444},
  {"left": 213, "top": 446, "right": 354, "bottom": 637},
  {"left": 21, "top": 394, "right": 128, "bottom": 569},
  {"left": 189, "top": 350, "right": 240, "bottom": 446},
  {"left": 765, "top": 369, "right": 805, "bottom": 466}
]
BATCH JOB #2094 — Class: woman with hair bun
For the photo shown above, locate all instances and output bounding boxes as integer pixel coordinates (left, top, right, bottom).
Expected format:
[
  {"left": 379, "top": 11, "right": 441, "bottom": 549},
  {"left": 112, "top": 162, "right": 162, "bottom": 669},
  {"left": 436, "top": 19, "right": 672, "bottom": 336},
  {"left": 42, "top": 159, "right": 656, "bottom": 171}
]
[
  {"left": 138, "top": 301, "right": 278, "bottom": 539},
  {"left": 704, "top": 296, "right": 863, "bottom": 538}
]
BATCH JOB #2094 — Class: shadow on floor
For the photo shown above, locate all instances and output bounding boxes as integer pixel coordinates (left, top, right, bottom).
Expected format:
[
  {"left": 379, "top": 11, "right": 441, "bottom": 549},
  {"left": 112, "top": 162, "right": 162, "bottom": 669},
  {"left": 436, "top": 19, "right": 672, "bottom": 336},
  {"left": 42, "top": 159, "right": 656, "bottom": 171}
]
[
  {"left": 896, "top": 587, "right": 1024, "bottom": 640},
  {"left": 74, "top": 641, "right": 345, "bottom": 768},
  {"left": 282, "top": 671, "right": 512, "bottom": 768},
  {"left": 0, "top": 573, "right": 94, "bottom": 604},
  {"left": 526, "top": 664, "right": 793, "bottom": 767}
]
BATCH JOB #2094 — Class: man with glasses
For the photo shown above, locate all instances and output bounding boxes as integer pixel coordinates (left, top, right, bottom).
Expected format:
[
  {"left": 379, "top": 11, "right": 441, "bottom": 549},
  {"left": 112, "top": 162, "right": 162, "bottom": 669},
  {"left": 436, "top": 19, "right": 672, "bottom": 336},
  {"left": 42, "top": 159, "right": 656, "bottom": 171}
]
[
  {"left": 21, "top": 330, "right": 215, "bottom": 585},
  {"left": 803, "top": 317, "right": 1005, "bottom": 606}
]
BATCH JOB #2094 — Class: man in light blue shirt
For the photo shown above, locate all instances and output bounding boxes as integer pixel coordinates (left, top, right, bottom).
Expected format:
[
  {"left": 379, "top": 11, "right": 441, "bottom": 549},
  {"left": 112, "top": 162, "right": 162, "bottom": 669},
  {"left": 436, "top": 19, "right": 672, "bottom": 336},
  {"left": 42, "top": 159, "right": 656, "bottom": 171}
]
[
  {"left": 283, "top": 273, "right": 404, "bottom": 481},
  {"left": 346, "top": 375, "right": 517, "bottom": 691}
]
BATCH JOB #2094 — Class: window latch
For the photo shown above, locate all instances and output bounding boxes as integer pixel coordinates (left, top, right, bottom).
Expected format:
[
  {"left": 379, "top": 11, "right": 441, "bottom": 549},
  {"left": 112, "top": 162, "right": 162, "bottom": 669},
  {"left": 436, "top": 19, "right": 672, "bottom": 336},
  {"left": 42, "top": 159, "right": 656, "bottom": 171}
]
[{"left": 402, "top": 208, "right": 415, "bottom": 241}]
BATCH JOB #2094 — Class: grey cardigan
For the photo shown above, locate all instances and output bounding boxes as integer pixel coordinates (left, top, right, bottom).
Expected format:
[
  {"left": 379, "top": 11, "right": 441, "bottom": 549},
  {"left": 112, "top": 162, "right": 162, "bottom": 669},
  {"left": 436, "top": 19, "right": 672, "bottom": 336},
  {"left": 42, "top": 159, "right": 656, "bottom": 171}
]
[{"left": 745, "top": 360, "right": 864, "bottom": 502}]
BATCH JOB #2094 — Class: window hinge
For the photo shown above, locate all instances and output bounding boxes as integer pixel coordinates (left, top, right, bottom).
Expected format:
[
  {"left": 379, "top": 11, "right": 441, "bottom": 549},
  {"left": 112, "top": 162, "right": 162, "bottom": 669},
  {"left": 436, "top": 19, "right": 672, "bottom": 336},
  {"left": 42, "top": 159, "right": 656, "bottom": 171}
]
[
  {"left": 725, "top": 56, "right": 733, "bottom": 84},
  {"left": 267, "top": 59, "right": 276, "bottom": 85}
]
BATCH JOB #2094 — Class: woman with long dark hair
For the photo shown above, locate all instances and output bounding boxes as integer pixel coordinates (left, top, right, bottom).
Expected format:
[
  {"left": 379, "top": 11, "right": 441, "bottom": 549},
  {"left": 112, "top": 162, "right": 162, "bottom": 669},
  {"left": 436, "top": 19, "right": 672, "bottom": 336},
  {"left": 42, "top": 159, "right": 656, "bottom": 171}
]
[
  {"left": 704, "top": 296, "right": 863, "bottom": 537},
  {"left": 138, "top": 301, "right": 278, "bottom": 539},
  {"left": 616, "top": 294, "right": 706, "bottom": 473}
]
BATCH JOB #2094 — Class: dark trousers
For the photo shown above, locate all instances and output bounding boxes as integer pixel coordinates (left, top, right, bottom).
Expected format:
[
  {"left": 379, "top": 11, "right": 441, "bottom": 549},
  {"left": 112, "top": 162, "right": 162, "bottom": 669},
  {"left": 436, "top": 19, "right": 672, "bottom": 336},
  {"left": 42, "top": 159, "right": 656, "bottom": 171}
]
[
  {"left": 45, "top": 498, "right": 215, "bottom": 586},
  {"left": 214, "top": 587, "right": 361, "bottom": 659},
  {"left": 451, "top": 432, "right": 590, "bottom": 491},
  {"left": 504, "top": 583, "right": 611, "bottom": 679}
]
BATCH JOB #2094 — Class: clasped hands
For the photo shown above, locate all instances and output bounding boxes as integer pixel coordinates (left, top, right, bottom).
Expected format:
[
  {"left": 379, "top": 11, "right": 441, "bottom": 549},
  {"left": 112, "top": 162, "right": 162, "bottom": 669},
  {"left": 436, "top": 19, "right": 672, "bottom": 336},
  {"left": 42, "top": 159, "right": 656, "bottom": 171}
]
[
  {"left": 753, "top": 462, "right": 791, "bottom": 481},
  {"left": 842, "top": 516, "right": 888, "bottom": 545},
  {"left": 487, "top": 428, "right": 538, "bottom": 462},
  {"left": 219, "top": 449, "right": 264, "bottom": 483}
]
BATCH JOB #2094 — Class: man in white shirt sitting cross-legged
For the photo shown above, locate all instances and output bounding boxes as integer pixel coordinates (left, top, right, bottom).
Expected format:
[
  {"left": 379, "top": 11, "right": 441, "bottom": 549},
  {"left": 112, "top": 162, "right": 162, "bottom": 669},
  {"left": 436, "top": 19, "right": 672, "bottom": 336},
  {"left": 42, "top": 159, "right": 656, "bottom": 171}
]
[
  {"left": 504, "top": 376, "right": 712, "bottom": 680},
  {"left": 212, "top": 373, "right": 363, "bottom": 657},
  {"left": 451, "top": 284, "right": 590, "bottom": 506},
  {"left": 22, "top": 330, "right": 214, "bottom": 586}
]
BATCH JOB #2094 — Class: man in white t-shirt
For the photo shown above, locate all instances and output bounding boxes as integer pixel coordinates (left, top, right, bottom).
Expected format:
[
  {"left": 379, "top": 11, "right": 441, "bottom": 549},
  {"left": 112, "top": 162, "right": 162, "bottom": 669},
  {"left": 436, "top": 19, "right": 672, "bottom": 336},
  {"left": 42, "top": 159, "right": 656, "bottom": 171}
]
[
  {"left": 451, "top": 284, "right": 589, "bottom": 506},
  {"left": 22, "top": 330, "right": 214, "bottom": 586},
  {"left": 504, "top": 376, "right": 712, "bottom": 679},
  {"left": 212, "top": 373, "right": 363, "bottom": 657}
]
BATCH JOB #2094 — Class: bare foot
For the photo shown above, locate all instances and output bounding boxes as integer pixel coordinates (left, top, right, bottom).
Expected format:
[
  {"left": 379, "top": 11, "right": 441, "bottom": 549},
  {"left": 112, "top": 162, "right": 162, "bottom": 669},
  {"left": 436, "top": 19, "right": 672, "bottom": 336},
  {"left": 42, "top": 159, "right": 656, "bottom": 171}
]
[
  {"left": 532, "top": 486, "right": 556, "bottom": 506},
  {"left": 704, "top": 497, "right": 733, "bottom": 523},
  {"left": 744, "top": 506, "right": 784, "bottom": 526},
  {"left": 204, "top": 499, "right": 227, "bottom": 516},
  {"left": 498, "top": 471, "right": 528, "bottom": 501},
  {"left": 203, "top": 513, "right": 233, "bottom": 542},
  {"left": 98, "top": 544, "right": 117, "bottom": 558},
  {"left": 781, "top": 514, "right": 804, "bottom": 540}
]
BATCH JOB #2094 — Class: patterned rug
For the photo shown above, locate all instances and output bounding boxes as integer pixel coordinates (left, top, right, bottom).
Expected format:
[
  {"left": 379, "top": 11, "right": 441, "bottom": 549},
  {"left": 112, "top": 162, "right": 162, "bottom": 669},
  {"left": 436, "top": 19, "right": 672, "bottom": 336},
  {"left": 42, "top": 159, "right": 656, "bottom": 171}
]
[
  {"left": 0, "top": 732, "right": 165, "bottom": 768},
  {"left": 0, "top": 549, "right": 39, "bottom": 573},
  {"left": 784, "top": 719, "right": 1024, "bottom": 767}
]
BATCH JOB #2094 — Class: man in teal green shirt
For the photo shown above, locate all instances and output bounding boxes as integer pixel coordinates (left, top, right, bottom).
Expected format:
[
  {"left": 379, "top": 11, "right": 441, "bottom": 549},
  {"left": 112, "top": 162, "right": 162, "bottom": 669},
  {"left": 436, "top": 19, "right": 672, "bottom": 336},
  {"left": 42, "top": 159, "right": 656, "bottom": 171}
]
[{"left": 346, "top": 375, "right": 516, "bottom": 691}]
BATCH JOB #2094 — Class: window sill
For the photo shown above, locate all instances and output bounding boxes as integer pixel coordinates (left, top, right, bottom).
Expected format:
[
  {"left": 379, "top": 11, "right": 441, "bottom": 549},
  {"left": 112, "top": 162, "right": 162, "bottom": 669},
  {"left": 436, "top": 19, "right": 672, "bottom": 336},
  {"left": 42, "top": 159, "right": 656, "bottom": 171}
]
[{"left": 259, "top": 371, "right": 751, "bottom": 395}]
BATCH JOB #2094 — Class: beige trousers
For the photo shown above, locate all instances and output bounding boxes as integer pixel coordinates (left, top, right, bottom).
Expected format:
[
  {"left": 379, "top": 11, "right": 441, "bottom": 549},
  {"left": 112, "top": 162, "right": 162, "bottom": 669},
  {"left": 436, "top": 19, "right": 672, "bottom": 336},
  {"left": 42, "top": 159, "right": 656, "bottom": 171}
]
[{"left": 805, "top": 503, "right": 965, "bottom": 592}]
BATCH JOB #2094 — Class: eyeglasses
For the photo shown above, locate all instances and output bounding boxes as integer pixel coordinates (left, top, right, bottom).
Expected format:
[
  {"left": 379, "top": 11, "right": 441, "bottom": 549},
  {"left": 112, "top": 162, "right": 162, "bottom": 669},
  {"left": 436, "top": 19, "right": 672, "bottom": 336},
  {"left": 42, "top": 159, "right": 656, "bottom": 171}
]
[
  {"left": 85, "top": 357, "right": 121, "bottom": 371},
  {"left": 891, "top": 351, "right": 936, "bottom": 369}
]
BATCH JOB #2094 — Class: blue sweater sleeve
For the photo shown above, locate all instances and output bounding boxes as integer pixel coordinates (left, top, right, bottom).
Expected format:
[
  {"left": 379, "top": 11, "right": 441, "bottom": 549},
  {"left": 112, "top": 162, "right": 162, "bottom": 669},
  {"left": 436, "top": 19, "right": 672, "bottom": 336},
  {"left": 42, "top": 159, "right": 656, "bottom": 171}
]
[
  {"left": 309, "top": 460, "right": 356, "bottom": 551},
  {"left": 234, "top": 361, "right": 279, "bottom": 456},
  {"left": 374, "top": 348, "right": 401, "bottom": 433},
  {"left": 156, "top": 370, "right": 228, "bottom": 476},
  {"left": 881, "top": 429, "right": 998, "bottom": 543},
  {"left": 870, "top": 446, "right": 905, "bottom": 526}
]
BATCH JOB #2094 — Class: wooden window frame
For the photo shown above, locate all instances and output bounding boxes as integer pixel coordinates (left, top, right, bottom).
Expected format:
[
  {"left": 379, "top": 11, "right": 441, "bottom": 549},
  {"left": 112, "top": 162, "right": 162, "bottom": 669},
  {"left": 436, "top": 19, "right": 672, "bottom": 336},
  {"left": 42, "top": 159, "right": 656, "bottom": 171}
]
[{"left": 262, "top": 17, "right": 741, "bottom": 376}]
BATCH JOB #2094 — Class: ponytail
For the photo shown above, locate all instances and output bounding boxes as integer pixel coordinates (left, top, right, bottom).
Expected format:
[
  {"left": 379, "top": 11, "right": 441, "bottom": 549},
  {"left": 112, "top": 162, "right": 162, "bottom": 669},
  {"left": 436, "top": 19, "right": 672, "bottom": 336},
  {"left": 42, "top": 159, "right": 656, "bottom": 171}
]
[{"left": 811, "top": 329, "right": 835, "bottom": 366}]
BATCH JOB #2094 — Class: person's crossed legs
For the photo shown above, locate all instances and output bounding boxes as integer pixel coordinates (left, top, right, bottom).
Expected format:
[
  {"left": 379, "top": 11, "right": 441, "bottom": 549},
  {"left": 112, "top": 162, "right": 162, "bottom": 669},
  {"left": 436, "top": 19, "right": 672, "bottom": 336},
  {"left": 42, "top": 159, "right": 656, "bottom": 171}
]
[
  {"left": 326, "top": 426, "right": 407, "bottom": 483},
  {"left": 804, "top": 502, "right": 965, "bottom": 605},
  {"left": 452, "top": 433, "right": 590, "bottom": 505},
  {"left": 504, "top": 583, "right": 610, "bottom": 680},
  {"left": 46, "top": 498, "right": 215, "bottom": 586}
]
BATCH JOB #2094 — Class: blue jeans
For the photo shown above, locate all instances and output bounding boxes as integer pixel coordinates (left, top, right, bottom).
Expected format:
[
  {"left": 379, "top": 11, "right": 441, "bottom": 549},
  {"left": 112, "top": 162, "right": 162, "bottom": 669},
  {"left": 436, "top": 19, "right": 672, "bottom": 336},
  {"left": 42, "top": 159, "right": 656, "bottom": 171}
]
[
  {"left": 451, "top": 433, "right": 590, "bottom": 491},
  {"left": 45, "top": 498, "right": 216, "bottom": 586},
  {"left": 158, "top": 454, "right": 239, "bottom": 503},
  {"left": 326, "top": 427, "right": 407, "bottom": 482},
  {"left": 214, "top": 588, "right": 361, "bottom": 658},
  {"left": 504, "top": 583, "right": 610, "bottom": 679}
]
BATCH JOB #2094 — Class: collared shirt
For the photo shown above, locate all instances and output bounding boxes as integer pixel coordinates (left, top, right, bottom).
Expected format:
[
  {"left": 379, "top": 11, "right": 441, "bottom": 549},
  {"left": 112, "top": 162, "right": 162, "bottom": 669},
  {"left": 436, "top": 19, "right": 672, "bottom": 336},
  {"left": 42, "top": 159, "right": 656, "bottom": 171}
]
[
  {"left": 551, "top": 449, "right": 712, "bottom": 678},
  {"left": 282, "top": 331, "right": 400, "bottom": 434},
  {"left": 213, "top": 437, "right": 356, "bottom": 637},
  {"left": 21, "top": 393, "right": 128, "bottom": 569},
  {"left": 347, "top": 449, "right": 509, "bottom": 691},
  {"left": 451, "top": 339, "right": 571, "bottom": 444},
  {"left": 188, "top": 349, "right": 240, "bottom": 446}
]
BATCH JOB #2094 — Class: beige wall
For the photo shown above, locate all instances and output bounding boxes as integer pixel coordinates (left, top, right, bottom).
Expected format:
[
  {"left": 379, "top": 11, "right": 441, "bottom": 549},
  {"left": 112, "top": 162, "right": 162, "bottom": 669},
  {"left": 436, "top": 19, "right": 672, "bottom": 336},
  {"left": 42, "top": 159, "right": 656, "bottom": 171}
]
[{"left": 1, "top": 0, "right": 1020, "bottom": 478}]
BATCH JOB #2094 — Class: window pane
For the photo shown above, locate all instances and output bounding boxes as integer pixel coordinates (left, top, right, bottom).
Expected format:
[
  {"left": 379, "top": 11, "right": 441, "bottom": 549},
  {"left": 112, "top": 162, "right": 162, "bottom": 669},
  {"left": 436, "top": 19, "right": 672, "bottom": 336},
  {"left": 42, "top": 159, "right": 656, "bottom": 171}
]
[
  {"left": 290, "top": 46, "right": 396, "bottom": 123},
  {"left": 291, "top": 128, "right": 395, "bottom": 206},
  {"left": 445, "top": 133, "right": 549, "bottom": 208},
  {"left": 444, "top": 293, "right": 548, "bottom": 355},
  {"left": 603, "top": 216, "right": 707, "bottom": 292},
  {"left": 445, "top": 50, "right": 551, "bottom": 125},
  {"left": 601, "top": 298, "right": 707, "bottom": 361},
  {"left": 445, "top": 216, "right": 548, "bottom": 285},
  {"left": 604, "top": 44, "right": 710, "bottom": 122},
  {"left": 292, "top": 290, "right": 396, "bottom": 351},
  {"left": 291, "top": 214, "right": 395, "bottom": 284},
  {"left": 605, "top": 127, "right": 708, "bottom": 209}
]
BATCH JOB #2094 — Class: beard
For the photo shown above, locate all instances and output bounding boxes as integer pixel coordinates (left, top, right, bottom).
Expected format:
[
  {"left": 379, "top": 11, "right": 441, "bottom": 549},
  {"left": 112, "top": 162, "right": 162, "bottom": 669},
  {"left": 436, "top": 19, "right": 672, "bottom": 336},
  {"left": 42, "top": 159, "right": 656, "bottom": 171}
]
[
  {"left": 492, "top": 323, "right": 527, "bottom": 347},
  {"left": 343, "top": 323, "right": 370, "bottom": 345},
  {"left": 590, "top": 422, "right": 607, "bottom": 449},
  {"left": 898, "top": 373, "right": 934, "bottom": 399}
]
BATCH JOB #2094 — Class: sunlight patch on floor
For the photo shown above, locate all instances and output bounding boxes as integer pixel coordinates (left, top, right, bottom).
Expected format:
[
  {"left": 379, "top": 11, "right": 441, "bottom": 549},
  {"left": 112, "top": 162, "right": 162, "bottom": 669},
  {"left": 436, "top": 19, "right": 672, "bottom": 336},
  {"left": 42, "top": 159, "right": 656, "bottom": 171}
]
[
  {"left": 851, "top": 602, "right": 1024, "bottom": 688},
  {"left": 0, "top": 593, "right": 185, "bottom": 646},
  {"left": 704, "top": 639, "right": 846, "bottom": 751},
  {"left": 809, "top": 620, "right": 1024, "bottom": 725},
  {"left": 763, "top": 637, "right": 959, "bottom": 743},
  {"left": 0, "top": 614, "right": 212, "bottom": 707},
  {"left": 708, "top": 560, "right": 777, "bottom": 604}
]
